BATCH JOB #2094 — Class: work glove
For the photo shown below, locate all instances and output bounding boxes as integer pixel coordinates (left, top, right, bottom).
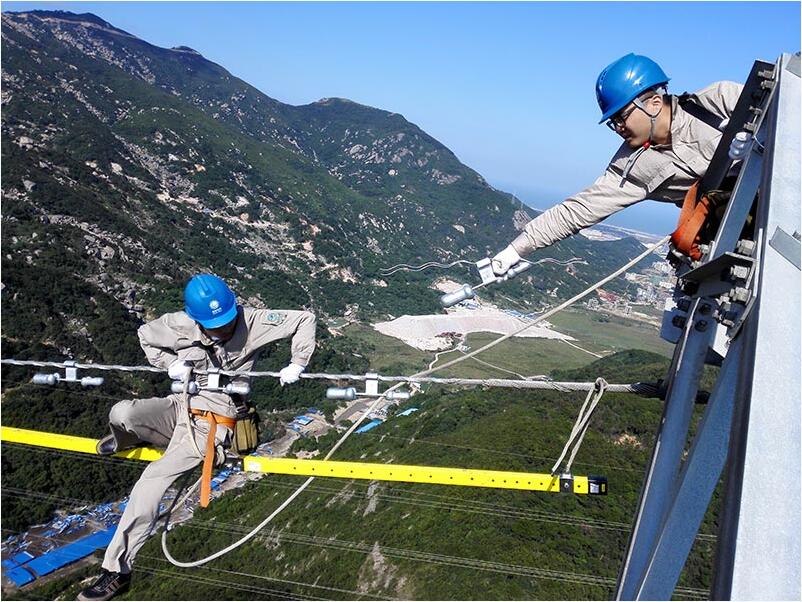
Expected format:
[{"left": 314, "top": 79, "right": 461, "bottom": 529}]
[
  {"left": 167, "top": 359, "right": 193, "bottom": 382},
  {"left": 278, "top": 363, "right": 305, "bottom": 386},
  {"left": 491, "top": 244, "right": 523, "bottom": 276}
]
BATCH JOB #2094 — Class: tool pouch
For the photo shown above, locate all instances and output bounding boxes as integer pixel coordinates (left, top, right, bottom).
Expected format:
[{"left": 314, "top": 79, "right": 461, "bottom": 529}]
[{"left": 233, "top": 405, "right": 260, "bottom": 455}]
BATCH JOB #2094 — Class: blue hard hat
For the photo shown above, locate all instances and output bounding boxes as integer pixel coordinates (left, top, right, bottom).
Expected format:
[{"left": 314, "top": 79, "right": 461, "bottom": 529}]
[
  {"left": 596, "top": 54, "right": 670, "bottom": 124},
  {"left": 184, "top": 274, "right": 238, "bottom": 328}
]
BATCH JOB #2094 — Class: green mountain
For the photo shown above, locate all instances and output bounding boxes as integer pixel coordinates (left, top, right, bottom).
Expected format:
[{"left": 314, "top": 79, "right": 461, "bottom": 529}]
[
  {"left": 1, "top": 9, "right": 649, "bottom": 347},
  {"left": 0, "top": 10, "right": 685, "bottom": 600}
]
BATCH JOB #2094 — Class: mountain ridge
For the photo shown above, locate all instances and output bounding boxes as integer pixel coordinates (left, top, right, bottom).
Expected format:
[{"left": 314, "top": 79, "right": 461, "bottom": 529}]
[{"left": 2, "top": 8, "right": 651, "bottom": 352}]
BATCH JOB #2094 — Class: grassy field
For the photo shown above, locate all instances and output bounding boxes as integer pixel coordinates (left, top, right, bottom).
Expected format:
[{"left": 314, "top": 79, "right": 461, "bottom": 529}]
[
  {"left": 433, "top": 333, "right": 593, "bottom": 379},
  {"left": 339, "top": 323, "right": 432, "bottom": 374},
  {"left": 548, "top": 307, "right": 673, "bottom": 358},
  {"left": 340, "top": 305, "right": 672, "bottom": 382}
]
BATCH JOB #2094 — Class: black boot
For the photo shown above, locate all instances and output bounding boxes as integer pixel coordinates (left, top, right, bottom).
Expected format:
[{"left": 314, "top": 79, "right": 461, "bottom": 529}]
[
  {"left": 95, "top": 434, "right": 118, "bottom": 456},
  {"left": 77, "top": 569, "right": 130, "bottom": 601}
]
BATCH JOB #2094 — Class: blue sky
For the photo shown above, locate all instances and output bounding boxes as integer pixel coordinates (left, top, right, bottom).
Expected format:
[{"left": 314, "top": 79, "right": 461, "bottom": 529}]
[{"left": 4, "top": 1, "right": 800, "bottom": 234}]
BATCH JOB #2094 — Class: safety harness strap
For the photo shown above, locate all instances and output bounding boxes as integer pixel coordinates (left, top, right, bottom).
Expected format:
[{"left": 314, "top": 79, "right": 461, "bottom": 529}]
[
  {"left": 190, "top": 409, "right": 236, "bottom": 507},
  {"left": 668, "top": 94, "right": 744, "bottom": 261},
  {"left": 676, "top": 94, "right": 725, "bottom": 132}
]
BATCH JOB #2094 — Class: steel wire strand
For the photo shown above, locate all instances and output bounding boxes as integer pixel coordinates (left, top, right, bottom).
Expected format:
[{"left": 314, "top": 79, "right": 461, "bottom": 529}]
[
  {"left": 137, "top": 553, "right": 398, "bottom": 601},
  {"left": 3, "top": 476, "right": 633, "bottom": 538},
  {"left": 3, "top": 529, "right": 316, "bottom": 600},
  {"left": 410, "top": 237, "right": 670, "bottom": 382},
  {"left": 0, "top": 483, "right": 710, "bottom": 596},
  {"left": 253, "top": 473, "right": 632, "bottom": 528},
  {"left": 6, "top": 479, "right": 712, "bottom": 543},
  {"left": 188, "top": 521, "right": 716, "bottom": 598},
  {"left": 2, "top": 486, "right": 99, "bottom": 508},
  {"left": 135, "top": 564, "right": 322, "bottom": 601},
  {"left": 379, "top": 257, "right": 586, "bottom": 276},
  {"left": 0, "top": 380, "right": 144, "bottom": 403},
  {"left": 5, "top": 237, "right": 670, "bottom": 571},
  {"left": 185, "top": 520, "right": 616, "bottom": 588},
  {"left": 248, "top": 479, "right": 634, "bottom": 532},
  {"left": 2, "top": 473, "right": 632, "bottom": 541},
  {"left": 462, "top": 353, "right": 535, "bottom": 381},
  {"left": 0, "top": 528, "right": 310, "bottom": 602},
  {"left": 355, "top": 431, "right": 644, "bottom": 474},
  {"left": 0, "top": 360, "right": 655, "bottom": 394},
  {"left": 3, "top": 442, "right": 148, "bottom": 469},
  {"left": 1, "top": 452, "right": 718, "bottom": 544},
  {"left": 274, "top": 528, "right": 707, "bottom": 598},
  {"left": 183, "top": 518, "right": 634, "bottom": 589},
  {"left": 380, "top": 259, "right": 475, "bottom": 275}
]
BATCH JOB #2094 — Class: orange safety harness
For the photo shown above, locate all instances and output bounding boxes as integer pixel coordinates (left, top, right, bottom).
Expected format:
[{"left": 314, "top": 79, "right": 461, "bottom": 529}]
[
  {"left": 671, "top": 181, "right": 709, "bottom": 261},
  {"left": 670, "top": 180, "right": 735, "bottom": 261},
  {"left": 190, "top": 408, "right": 236, "bottom": 507},
  {"left": 667, "top": 95, "right": 736, "bottom": 261}
]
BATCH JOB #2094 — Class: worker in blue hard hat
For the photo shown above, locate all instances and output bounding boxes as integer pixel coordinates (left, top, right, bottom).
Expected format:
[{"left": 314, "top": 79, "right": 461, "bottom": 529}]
[
  {"left": 491, "top": 53, "right": 744, "bottom": 275},
  {"left": 79, "top": 274, "right": 317, "bottom": 601}
]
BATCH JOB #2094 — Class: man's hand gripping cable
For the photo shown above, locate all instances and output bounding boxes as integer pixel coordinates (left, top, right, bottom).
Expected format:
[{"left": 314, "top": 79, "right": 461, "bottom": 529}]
[{"left": 440, "top": 256, "right": 587, "bottom": 307}]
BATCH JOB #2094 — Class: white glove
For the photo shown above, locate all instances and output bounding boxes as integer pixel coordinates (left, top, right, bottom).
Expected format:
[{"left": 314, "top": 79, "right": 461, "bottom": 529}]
[
  {"left": 279, "top": 363, "right": 304, "bottom": 386},
  {"left": 168, "top": 359, "right": 193, "bottom": 382},
  {"left": 491, "top": 244, "right": 523, "bottom": 276}
]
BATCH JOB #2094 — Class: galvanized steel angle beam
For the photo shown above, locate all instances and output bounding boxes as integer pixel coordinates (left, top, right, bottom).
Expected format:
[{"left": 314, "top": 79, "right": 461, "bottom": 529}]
[
  {"left": 681, "top": 251, "right": 755, "bottom": 298},
  {"left": 697, "top": 59, "right": 774, "bottom": 198},
  {"left": 712, "top": 52, "right": 800, "bottom": 601},
  {"left": 633, "top": 335, "right": 745, "bottom": 599},
  {"left": 767, "top": 226, "right": 800, "bottom": 270},
  {"left": 620, "top": 59, "right": 781, "bottom": 598},
  {"left": 704, "top": 60, "right": 776, "bottom": 262},
  {"left": 615, "top": 296, "right": 716, "bottom": 600}
]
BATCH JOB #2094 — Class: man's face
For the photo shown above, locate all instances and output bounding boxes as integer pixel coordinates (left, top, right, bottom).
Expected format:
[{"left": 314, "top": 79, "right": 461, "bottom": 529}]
[
  {"left": 608, "top": 94, "right": 662, "bottom": 148},
  {"left": 201, "top": 316, "right": 238, "bottom": 343}
]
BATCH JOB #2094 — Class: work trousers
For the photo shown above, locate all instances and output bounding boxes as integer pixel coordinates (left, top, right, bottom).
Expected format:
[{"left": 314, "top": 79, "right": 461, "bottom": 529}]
[{"left": 101, "top": 395, "right": 231, "bottom": 574}]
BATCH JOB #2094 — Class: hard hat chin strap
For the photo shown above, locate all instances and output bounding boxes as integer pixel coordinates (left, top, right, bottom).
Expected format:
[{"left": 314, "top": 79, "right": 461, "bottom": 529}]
[{"left": 634, "top": 86, "right": 667, "bottom": 146}]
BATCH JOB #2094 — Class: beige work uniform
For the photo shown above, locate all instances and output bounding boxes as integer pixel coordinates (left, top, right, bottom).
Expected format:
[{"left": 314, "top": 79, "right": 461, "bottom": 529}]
[
  {"left": 102, "top": 306, "right": 316, "bottom": 574},
  {"left": 511, "top": 81, "right": 744, "bottom": 255}
]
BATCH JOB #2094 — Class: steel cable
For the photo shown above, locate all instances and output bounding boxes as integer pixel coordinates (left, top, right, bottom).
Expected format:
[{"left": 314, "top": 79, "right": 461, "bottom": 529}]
[{"left": 0, "top": 359, "right": 657, "bottom": 395}]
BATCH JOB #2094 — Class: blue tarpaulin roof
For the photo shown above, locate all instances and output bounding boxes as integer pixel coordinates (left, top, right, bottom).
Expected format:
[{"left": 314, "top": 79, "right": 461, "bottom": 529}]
[
  {"left": 397, "top": 408, "right": 419, "bottom": 416},
  {"left": 5, "top": 566, "right": 35, "bottom": 587},
  {"left": 3, "top": 551, "right": 35, "bottom": 570},
  {"left": 356, "top": 419, "right": 382, "bottom": 434},
  {"left": 25, "top": 529, "right": 116, "bottom": 578},
  {"left": 293, "top": 416, "right": 313, "bottom": 425}
]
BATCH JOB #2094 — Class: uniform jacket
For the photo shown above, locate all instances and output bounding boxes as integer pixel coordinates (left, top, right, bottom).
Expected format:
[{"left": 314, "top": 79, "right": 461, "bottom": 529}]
[
  {"left": 137, "top": 306, "right": 317, "bottom": 417},
  {"left": 511, "top": 81, "right": 744, "bottom": 255}
]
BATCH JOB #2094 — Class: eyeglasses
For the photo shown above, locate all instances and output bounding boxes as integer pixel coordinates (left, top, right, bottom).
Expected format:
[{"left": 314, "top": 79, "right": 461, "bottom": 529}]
[{"left": 606, "top": 104, "right": 638, "bottom": 131}]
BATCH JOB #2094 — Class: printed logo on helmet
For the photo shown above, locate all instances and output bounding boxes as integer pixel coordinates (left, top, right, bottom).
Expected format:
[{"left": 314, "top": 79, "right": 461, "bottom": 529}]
[{"left": 209, "top": 299, "right": 222, "bottom": 314}]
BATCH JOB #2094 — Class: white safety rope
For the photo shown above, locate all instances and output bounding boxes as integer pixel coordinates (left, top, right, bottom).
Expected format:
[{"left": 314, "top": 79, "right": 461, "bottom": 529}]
[
  {"left": 159, "top": 236, "right": 668, "bottom": 567},
  {"left": 161, "top": 387, "right": 399, "bottom": 567},
  {"left": 551, "top": 377, "right": 609, "bottom": 476},
  {"left": 2, "top": 236, "right": 669, "bottom": 567}
]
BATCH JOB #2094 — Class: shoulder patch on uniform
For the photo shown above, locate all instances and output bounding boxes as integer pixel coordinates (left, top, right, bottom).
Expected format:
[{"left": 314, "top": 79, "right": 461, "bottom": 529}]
[{"left": 264, "top": 311, "right": 286, "bottom": 326}]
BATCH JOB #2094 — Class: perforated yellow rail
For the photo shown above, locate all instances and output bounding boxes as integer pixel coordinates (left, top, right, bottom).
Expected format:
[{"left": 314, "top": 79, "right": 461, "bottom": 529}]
[{"left": 0, "top": 426, "right": 606, "bottom": 495}]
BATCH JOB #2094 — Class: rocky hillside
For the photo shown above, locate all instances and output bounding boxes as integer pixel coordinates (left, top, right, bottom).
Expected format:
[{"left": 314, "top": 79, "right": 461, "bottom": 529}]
[{"left": 1, "top": 9, "right": 648, "bottom": 365}]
